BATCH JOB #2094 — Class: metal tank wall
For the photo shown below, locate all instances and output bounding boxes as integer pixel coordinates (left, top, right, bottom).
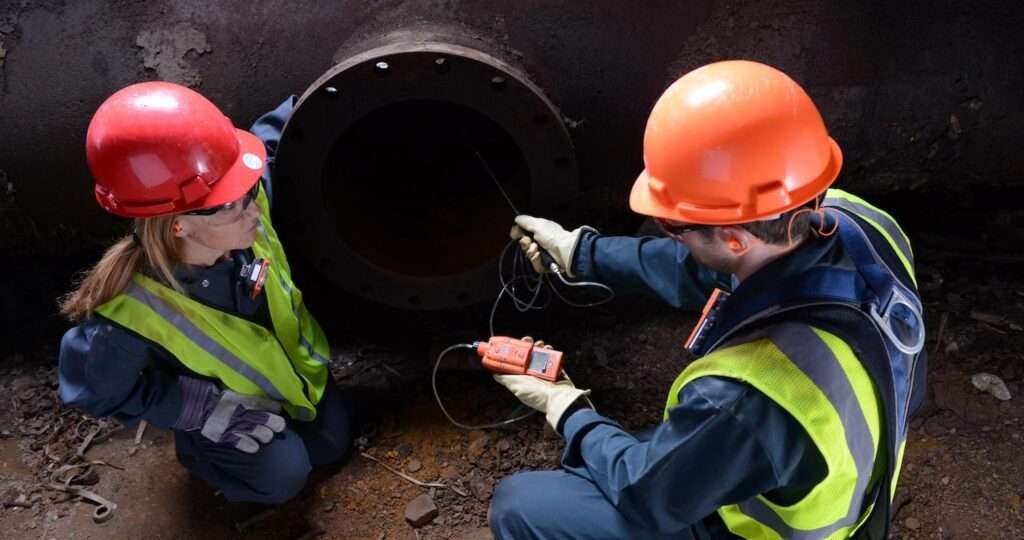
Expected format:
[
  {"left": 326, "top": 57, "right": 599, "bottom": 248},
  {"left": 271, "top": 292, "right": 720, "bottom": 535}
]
[
  {"left": 0, "top": 0, "right": 709, "bottom": 250},
  {"left": 1, "top": 1, "right": 1022, "bottom": 302},
  {"left": 3, "top": 1, "right": 1022, "bottom": 238}
]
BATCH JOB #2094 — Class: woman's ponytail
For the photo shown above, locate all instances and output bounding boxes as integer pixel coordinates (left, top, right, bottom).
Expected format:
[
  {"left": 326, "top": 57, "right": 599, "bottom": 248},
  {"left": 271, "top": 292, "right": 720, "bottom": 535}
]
[{"left": 59, "top": 215, "right": 183, "bottom": 321}]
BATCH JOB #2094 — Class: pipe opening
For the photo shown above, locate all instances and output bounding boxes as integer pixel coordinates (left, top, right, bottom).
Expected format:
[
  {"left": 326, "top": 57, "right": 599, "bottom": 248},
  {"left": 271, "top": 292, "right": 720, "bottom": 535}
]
[
  {"left": 278, "top": 41, "right": 577, "bottom": 309},
  {"left": 323, "top": 99, "right": 529, "bottom": 277}
]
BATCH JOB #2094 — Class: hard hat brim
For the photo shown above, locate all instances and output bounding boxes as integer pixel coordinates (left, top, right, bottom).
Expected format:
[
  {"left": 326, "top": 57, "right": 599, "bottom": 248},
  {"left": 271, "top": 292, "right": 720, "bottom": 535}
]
[
  {"left": 628, "top": 168, "right": 676, "bottom": 221},
  {"left": 187, "top": 128, "right": 268, "bottom": 210},
  {"left": 629, "top": 137, "right": 843, "bottom": 225}
]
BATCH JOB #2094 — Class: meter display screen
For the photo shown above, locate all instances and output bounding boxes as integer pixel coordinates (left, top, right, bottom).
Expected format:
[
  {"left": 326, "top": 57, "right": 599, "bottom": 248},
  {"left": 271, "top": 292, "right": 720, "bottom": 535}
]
[{"left": 528, "top": 350, "right": 551, "bottom": 373}]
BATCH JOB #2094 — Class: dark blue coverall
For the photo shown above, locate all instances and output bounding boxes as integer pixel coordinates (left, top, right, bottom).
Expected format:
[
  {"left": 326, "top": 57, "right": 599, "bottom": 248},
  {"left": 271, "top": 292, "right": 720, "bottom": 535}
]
[
  {"left": 489, "top": 233, "right": 840, "bottom": 539},
  {"left": 58, "top": 97, "right": 353, "bottom": 505}
]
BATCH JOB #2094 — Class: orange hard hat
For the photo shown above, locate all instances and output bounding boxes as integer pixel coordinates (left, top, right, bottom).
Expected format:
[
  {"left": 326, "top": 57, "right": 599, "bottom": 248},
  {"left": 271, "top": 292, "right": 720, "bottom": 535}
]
[
  {"left": 86, "top": 81, "right": 267, "bottom": 218},
  {"left": 630, "top": 60, "right": 842, "bottom": 225}
]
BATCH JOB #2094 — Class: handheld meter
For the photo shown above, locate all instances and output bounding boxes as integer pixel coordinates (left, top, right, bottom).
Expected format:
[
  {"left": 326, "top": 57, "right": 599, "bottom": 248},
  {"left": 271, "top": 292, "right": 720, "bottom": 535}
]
[{"left": 475, "top": 336, "right": 564, "bottom": 381}]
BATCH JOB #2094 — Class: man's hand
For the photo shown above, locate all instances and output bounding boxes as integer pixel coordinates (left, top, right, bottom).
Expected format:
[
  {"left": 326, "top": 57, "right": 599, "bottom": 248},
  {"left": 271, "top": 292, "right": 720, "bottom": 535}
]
[
  {"left": 173, "top": 377, "right": 286, "bottom": 454},
  {"left": 493, "top": 374, "right": 591, "bottom": 430},
  {"left": 509, "top": 215, "right": 595, "bottom": 277}
]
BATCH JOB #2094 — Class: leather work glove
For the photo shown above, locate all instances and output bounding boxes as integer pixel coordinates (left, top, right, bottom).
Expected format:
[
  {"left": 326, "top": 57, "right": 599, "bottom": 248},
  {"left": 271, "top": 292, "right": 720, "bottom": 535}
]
[
  {"left": 172, "top": 376, "right": 286, "bottom": 454},
  {"left": 493, "top": 373, "right": 591, "bottom": 430},
  {"left": 510, "top": 215, "right": 596, "bottom": 277}
]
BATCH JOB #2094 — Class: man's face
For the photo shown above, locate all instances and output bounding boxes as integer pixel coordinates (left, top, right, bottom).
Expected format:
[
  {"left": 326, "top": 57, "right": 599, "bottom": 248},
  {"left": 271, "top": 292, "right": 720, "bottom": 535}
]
[
  {"left": 657, "top": 218, "right": 741, "bottom": 275},
  {"left": 678, "top": 230, "right": 740, "bottom": 275}
]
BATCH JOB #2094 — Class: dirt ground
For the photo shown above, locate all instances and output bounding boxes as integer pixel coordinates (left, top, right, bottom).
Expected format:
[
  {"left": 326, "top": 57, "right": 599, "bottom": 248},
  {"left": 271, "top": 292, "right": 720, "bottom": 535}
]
[{"left": 2, "top": 211, "right": 1024, "bottom": 539}]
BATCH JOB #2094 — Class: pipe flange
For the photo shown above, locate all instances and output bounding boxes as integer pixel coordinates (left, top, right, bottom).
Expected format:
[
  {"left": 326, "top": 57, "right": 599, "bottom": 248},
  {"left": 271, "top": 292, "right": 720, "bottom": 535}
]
[{"left": 275, "top": 42, "right": 577, "bottom": 310}]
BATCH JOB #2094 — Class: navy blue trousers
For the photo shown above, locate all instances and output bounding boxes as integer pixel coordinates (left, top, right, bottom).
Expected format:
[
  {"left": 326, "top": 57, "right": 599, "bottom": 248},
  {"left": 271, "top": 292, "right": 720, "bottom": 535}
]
[
  {"left": 489, "top": 470, "right": 697, "bottom": 540},
  {"left": 174, "top": 379, "right": 354, "bottom": 505}
]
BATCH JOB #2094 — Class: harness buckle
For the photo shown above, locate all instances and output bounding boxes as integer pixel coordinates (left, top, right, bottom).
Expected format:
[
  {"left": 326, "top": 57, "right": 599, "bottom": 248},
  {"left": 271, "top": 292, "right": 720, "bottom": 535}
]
[{"left": 869, "top": 285, "right": 924, "bottom": 355}]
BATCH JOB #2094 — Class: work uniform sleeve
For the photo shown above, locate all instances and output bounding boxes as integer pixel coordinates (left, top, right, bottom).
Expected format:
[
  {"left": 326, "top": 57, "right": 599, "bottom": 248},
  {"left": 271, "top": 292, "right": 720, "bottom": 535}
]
[
  {"left": 572, "top": 231, "right": 731, "bottom": 310},
  {"left": 58, "top": 318, "right": 187, "bottom": 429},
  {"left": 248, "top": 95, "right": 297, "bottom": 208},
  {"left": 558, "top": 376, "right": 821, "bottom": 535}
]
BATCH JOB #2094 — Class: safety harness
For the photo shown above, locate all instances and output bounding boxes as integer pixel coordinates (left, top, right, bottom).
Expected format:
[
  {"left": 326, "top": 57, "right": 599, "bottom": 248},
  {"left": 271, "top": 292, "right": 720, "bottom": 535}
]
[{"left": 677, "top": 189, "right": 926, "bottom": 539}]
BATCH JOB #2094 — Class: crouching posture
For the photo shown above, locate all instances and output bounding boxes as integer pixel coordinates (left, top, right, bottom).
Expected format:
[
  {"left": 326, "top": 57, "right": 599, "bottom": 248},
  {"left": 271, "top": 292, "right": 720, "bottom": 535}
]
[
  {"left": 491, "top": 61, "right": 927, "bottom": 539},
  {"left": 59, "top": 82, "right": 353, "bottom": 505}
]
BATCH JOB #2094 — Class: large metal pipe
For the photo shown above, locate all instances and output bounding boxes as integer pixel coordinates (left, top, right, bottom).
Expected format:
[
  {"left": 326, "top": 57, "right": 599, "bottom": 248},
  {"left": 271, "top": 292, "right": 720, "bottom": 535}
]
[{"left": 275, "top": 31, "right": 577, "bottom": 309}]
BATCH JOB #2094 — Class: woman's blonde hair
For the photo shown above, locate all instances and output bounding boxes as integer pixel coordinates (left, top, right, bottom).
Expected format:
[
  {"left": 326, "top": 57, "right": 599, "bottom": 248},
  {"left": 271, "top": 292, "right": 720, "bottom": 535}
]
[{"left": 60, "top": 215, "right": 185, "bottom": 321}]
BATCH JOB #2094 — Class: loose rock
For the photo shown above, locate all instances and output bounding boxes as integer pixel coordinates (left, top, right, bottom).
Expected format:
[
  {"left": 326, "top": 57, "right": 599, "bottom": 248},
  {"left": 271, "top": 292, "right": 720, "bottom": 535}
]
[
  {"left": 405, "top": 493, "right": 439, "bottom": 528},
  {"left": 468, "top": 433, "right": 490, "bottom": 459},
  {"left": 470, "top": 479, "right": 493, "bottom": 502},
  {"left": 971, "top": 373, "right": 1012, "bottom": 401},
  {"left": 905, "top": 517, "right": 922, "bottom": 530},
  {"left": 406, "top": 458, "right": 422, "bottom": 473}
]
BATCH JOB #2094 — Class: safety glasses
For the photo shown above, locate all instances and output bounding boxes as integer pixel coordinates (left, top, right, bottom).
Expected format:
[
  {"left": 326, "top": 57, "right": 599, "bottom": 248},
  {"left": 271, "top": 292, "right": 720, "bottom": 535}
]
[
  {"left": 184, "top": 182, "right": 260, "bottom": 217},
  {"left": 656, "top": 217, "right": 712, "bottom": 238}
]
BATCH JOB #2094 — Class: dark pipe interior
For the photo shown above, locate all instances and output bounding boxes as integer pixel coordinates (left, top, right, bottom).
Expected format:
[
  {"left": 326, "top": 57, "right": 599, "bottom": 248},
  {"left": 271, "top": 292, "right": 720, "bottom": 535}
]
[{"left": 324, "top": 99, "right": 529, "bottom": 277}]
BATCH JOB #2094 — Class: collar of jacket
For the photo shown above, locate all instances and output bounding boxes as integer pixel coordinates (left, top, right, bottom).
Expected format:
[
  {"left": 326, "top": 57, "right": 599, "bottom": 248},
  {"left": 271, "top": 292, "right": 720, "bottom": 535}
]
[{"left": 701, "top": 230, "right": 845, "bottom": 353}]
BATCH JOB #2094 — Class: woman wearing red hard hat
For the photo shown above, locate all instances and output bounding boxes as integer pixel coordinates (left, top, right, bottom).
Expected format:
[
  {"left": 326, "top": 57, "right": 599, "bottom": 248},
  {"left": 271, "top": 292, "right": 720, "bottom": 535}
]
[{"left": 58, "top": 82, "right": 354, "bottom": 505}]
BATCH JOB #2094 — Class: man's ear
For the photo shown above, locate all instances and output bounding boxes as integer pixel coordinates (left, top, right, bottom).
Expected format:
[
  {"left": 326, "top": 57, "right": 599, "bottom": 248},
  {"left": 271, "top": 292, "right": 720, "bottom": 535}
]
[{"left": 718, "top": 226, "right": 751, "bottom": 254}]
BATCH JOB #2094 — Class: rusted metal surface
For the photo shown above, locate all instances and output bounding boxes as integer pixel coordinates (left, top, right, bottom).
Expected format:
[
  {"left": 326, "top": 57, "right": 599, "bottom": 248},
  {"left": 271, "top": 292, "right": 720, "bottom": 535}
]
[{"left": 1, "top": 1, "right": 1022, "bottom": 310}]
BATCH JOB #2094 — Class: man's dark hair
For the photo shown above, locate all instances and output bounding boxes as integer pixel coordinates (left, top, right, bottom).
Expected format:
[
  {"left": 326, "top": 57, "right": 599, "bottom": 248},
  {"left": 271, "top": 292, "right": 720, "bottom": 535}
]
[{"left": 699, "top": 198, "right": 818, "bottom": 245}]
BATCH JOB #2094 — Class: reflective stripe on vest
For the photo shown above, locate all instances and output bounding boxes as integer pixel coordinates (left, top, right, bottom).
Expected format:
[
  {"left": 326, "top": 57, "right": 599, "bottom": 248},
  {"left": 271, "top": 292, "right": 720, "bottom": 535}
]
[
  {"left": 255, "top": 226, "right": 330, "bottom": 366},
  {"left": 251, "top": 186, "right": 331, "bottom": 366},
  {"left": 665, "top": 323, "right": 881, "bottom": 539},
  {"left": 96, "top": 183, "right": 329, "bottom": 421},
  {"left": 100, "top": 274, "right": 316, "bottom": 421},
  {"left": 824, "top": 189, "right": 915, "bottom": 286}
]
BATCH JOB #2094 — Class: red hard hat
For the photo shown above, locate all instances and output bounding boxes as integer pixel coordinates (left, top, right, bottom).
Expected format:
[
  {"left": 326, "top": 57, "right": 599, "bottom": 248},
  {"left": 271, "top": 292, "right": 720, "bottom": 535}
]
[
  {"left": 630, "top": 60, "right": 842, "bottom": 225},
  {"left": 86, "top": 81, "right": 267, "bottom": 217}
]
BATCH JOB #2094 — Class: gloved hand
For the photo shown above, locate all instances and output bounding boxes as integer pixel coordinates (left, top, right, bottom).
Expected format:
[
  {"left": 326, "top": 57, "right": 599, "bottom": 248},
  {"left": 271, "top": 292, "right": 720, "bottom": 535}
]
[
  {"left": 493, "top": 374, "right": 591, "bottom": 430},
  {"left": 509, "top": 215, "right": 596, "bottom": 277},
  {"left": 172, "top": 376, "right": 286, "bottom": 454}
]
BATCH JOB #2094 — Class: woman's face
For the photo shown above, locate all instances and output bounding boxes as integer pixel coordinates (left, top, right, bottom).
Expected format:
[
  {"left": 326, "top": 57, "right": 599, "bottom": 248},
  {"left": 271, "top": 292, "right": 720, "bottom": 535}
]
[{"left": 175, "top": 185, "right": 263, "bottom": 253}]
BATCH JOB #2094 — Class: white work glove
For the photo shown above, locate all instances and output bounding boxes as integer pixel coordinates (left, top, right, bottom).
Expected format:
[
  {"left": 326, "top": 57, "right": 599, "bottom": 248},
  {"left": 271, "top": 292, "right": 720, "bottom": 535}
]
[
  {"left": 493, "top": 374, "right": 591, "bottom": 431},
  {"left": 509, "top": 215, "right": 595, "bottom": 277}
]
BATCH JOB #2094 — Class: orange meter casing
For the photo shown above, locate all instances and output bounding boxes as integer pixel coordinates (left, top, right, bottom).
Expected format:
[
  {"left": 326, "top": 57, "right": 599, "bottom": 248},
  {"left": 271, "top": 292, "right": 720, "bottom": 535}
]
[
  {"left": 684, "top": 288, "right": 730, "bottom": 353},
  {"left": 476, "top": 337, "right": 563, "bottom": 382}
]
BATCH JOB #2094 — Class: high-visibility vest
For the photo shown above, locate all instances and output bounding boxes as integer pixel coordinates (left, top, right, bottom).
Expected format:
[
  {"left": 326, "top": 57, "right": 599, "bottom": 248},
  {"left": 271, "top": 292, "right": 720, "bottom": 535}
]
[
  {"left": 665, "top": 189, "right": 925, "bottom": 539},
  {"left": 96, "top": 185, "right": 330, "bottom": 421}
]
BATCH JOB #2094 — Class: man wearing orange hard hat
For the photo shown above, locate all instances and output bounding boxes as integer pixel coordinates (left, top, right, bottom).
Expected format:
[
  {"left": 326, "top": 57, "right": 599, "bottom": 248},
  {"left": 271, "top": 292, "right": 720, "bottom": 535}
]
[{"left": 491, "top": 60, "right": 926, "bottom": 539}]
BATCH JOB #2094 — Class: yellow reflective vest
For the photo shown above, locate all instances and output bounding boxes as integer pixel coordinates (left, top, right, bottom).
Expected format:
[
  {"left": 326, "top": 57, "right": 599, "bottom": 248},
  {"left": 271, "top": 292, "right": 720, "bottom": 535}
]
[
  {"left": 96, "top": 185, "right": 330, "bottom": 421},
  {"left": 665, "top": 189, "right": 922, "bottom": 539}
]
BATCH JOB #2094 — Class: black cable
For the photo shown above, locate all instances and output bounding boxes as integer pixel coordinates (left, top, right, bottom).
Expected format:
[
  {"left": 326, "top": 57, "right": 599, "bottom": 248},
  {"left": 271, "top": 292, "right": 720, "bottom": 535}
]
[
  {"left": 432, "top": 343, "right": 536, "bottom": 430},
  {"left": 489, "top": 239, "right": 615, "bottom": 335}
]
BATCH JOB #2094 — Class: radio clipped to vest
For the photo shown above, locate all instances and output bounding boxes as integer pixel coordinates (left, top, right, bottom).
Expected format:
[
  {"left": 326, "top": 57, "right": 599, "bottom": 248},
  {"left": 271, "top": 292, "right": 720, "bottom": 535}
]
[
  {"left": 239, "top": 257, "right": 271, "bottom": 300},
  {"left": 685, "top": 288, "right": 731, "bottom": 353}
]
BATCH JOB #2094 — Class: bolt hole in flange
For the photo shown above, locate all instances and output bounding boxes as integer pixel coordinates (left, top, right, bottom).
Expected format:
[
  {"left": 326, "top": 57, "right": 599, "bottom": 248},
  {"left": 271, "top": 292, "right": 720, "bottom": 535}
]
[{"left": 275, "top": 40, "right": 578, "bottom": 310}]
